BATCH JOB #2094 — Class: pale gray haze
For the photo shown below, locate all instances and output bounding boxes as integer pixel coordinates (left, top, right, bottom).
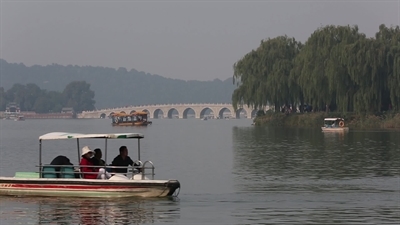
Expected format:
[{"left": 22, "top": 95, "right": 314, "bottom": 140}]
[{"left": 1, "top": 0, "right": 399, "bottom": 81}]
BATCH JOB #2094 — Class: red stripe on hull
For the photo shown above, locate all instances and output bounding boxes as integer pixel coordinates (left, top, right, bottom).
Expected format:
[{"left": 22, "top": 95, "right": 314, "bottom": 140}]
[{"left": 1, "top": 183, "right": 144, "bottom": 190}]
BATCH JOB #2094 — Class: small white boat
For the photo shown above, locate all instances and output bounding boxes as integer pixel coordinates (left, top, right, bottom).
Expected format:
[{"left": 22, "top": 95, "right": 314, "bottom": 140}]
[
  {"left": 0, "top": 132, "right": 180, "bottom": 198},
  {"left": 14, "top": 116, "right": 25, "bottom": 121},
  {"left": 321, "top": 117, "right": 349, "bottom": 132}
]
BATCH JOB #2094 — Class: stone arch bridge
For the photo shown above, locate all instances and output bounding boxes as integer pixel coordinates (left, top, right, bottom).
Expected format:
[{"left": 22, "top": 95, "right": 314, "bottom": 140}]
[{"left": 78, "top": 103, "right": 263, "bottom": 119}]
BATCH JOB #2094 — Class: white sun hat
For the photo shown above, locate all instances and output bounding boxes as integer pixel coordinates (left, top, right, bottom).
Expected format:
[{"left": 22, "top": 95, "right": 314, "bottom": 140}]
[{"left": 81, "top": 146, "right": 94, "bottom": 156}]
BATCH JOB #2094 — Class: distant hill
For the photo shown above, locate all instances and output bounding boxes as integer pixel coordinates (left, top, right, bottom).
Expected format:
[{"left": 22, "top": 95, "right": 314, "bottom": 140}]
[{"left": 0, "top": 59, "right": 236, "bottom": 109}]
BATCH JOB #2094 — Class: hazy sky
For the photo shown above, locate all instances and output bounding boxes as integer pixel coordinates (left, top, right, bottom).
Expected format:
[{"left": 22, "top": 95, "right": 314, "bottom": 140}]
[{"left": 1, "top": 0, "right": 399, "bottom": 81}]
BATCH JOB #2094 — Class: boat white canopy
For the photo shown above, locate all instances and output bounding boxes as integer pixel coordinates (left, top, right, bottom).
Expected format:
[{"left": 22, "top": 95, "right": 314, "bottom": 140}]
[
  {"left": 324, "top": 118, "right": 344, "bottom": 121},
  {"left": 39, "top": 132, "right": 144, "bottom": 140},
  {"left": 37, "top": 132, "right": 146, "bottom": 176}
]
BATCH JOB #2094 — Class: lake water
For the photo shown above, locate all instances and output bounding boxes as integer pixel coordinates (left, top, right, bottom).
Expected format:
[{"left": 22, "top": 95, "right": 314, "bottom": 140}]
[{"left": 0, "top": 118, "right": 399, "bottom": 224}]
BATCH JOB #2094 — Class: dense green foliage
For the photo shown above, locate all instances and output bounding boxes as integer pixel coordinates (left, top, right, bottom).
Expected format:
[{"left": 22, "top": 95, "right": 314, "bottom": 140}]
[
  {"left": 0, "top": 81, "right": 95, "bottom": 113},
  {"left": 232, "top": 24, "right": 400, "bottom": 114},
  {"left": 0, "top": 60, "right": 235, "bottom": 109}
]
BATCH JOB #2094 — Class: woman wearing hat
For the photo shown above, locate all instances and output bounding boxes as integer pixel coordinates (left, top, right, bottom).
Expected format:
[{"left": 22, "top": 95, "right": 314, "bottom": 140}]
[{"left": 80, "top": 146, "right": 110, "bottom": 179}]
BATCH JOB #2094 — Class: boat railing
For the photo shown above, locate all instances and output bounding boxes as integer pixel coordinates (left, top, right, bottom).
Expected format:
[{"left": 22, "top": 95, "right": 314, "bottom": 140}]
[
  {"left": 141, "top": 161, "right": 155, "bottom": 180},
  {"left": 36, "top": 164, "right": 155, "bottom": 180}
]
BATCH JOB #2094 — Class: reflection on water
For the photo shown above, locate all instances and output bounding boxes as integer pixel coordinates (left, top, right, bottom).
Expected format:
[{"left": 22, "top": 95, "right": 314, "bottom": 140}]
[
  {"left": 0, "top": 196, "right": 180, "bottom": 225},
  {"left": 231, "top": 126, "right": 400, "bottom": 224},
  {"left": 232, "top": 126, "right": 400, "bottom": 182},
  {"left": 0, "top": 119, "right": 399, "bottom": 224}
]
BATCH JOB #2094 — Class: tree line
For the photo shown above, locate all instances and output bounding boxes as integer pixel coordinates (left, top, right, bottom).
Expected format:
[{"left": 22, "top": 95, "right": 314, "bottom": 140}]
[
  {"left": 0, "top": 81, "right": 95, "bottom": 113},
  {"left": 0, "top": 59, "right": 236, "bottom": 109},
  {"left": 232, "top": 24, "right": 400, "bottom": 114}
]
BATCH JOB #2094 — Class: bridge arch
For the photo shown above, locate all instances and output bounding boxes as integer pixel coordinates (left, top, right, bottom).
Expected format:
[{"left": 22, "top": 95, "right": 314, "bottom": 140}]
[
  {"left": 235, "top": 108, "right": 248, "bottom": 119},
  {"left": 153, "top": 109, "right": 164, "bottom": 119},
  {"left": 199, "top": 108, "right": 214, "bottom": 119},
  {"left": 251, "top": 109, "right": 258, "bottom": 118},
  {"left": 183, "top": 108, "right": 195, "bottom": 119},
  {"left": 109, "top": 112, "right": 115, "bottom": 118},
  {"left": 142, "top": 109, "right": 151, "bottom": 118},
  {"left": 218, "top": 107, "right": 231, "bottom": 119},
  {"left": 129, "top": 110, "right": 136, "bottom": 114},
  {"left": 120, "top": 111, "right": 126, "bottom": 114},
  {"left": 100, "top": 113, "right": 106, "bottom": 119},
  {"left": 167, "top": 108, "right": 179, "bottom": 119}
]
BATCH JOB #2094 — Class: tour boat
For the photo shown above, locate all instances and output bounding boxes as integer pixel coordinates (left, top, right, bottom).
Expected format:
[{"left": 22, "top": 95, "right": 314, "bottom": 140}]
[
  {"left": 321, "top": 117, "right": 349, "bottom": 132},
  {"left": 111, "top": 111, "right": 152, "bottom": 126},
  {"left": 0, "top": 132, "right": 180, "bottom": 198}
]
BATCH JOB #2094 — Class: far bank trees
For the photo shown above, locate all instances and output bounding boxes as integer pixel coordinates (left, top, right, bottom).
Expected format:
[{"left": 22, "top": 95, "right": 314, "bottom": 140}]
[
  {"left": 0, "top": 81, "right": 95, "bottom": 113},
  {"left": 232, "top": 24, "right": 400, "bottom": 114}
]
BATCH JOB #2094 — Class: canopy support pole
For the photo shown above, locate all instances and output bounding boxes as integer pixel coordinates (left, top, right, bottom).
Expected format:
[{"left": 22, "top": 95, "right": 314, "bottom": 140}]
[
  {"left": 104, "top": 139, "right": 108, "bottom": 165},
  {"left": 138, "top": 139, "right": 141, "bottom": 161},
  {"left": 39, "top": 140, "right": 42, "bottom": 178},
  {"left": 76, "top": 139, "right": 80, "bottom": 162}
]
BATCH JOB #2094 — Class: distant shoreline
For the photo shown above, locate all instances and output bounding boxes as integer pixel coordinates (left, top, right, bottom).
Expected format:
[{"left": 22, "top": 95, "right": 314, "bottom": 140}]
[
  {"left": 0, "top": 112, "right": 74, "bottom": 119},
  {"left": 253, "top": 112, "right": 400, "bottom": 130}
]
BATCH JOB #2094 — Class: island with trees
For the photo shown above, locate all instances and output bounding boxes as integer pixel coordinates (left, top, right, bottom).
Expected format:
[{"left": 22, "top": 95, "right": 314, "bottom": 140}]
[{"left": 232, "top": 24, "right": 400, "bottom": 129}]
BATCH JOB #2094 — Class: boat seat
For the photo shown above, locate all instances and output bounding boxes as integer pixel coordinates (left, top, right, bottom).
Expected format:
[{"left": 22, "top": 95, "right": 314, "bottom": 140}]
[
  {"left": 60, "top": 167, "right": 76, "bottom": 178},
  {"left": 14, "top": 172, "right": 40, "bottom": 178},
  {"left": 42, "top": 166, "right": 57, "bottom": 178}
]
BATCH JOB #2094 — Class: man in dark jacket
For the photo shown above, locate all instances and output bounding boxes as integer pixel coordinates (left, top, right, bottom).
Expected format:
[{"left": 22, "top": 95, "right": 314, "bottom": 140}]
[{"left": 111, "top": 146, "right": 138, "bottom": 174}]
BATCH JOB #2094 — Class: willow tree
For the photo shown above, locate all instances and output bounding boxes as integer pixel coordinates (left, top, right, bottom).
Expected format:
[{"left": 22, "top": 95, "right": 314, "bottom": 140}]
[
  {"left": 232, "top": 50, "right": 265, "bottom": 110},
  {"left": 232, "top": 35, "right": 301, "bottom": 111},
  {"left": 292, "top": 25, "right": 363, "bottom": 112},
  {"left": 341, "top": 37, "right": 387, "bottom": 113},
  {"left": 233, "top": 24, "right": 399, "bottom": 114},
  {"left": 341, "top": 24, "right": 400, "bottom": 113},
  {"left": 375, "top": 24, "right": 400, "bottom": 111}
]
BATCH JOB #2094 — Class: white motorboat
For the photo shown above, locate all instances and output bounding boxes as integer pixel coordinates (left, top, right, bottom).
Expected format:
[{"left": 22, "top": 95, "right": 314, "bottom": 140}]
[{"left": 0, "top": 132, "right": 180, "bottom": 198}]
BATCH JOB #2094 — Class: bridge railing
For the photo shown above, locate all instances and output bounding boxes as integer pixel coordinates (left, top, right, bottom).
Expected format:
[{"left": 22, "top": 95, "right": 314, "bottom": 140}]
[{"left": 82, "top": 103, "right": 237, "bottom": 113}]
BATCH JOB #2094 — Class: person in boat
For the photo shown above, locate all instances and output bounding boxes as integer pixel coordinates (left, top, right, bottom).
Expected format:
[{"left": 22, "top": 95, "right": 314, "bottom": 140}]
[
  {"left": 111, "top": 146, "right": 139, "bottom": 175},
  {"left": 92, "top": 148, "right": 106, "bottom": 166},
  {"left": 49, "top": 155, "right": 74, "bottom": 178},
  {"left": 80, "top": 146, "right": 110, "bottom": 179}
]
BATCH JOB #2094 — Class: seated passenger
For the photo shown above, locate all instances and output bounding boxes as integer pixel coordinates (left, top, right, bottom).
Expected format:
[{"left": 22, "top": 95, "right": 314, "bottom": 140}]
[
  {"left": 92, "top": 148, "right": 106, "bottom": 166},
  {"left": 80, "top": 146, "right": 110, "bottom": 179},
  {"left": 111, "top": 146, "right": 139, "bottom": 175},
  {"left": 50, "top": 155, "right": 74, "bottom": 178}
]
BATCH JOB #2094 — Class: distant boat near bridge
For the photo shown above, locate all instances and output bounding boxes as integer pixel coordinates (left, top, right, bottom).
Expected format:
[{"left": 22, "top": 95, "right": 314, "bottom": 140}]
[{"left": 111, "top": 111, "right": 152, "bottom": 126}]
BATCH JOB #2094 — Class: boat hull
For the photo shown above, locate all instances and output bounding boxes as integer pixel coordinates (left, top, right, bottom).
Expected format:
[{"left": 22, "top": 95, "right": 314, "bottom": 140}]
[
  {"left": 321, "top": 127, "right": 349, "bottom": 132},
  {"left": 112, "top": 121, "right": 152, "bottom": 126},
  {"left": 0, "top": 177, "right": 180, "bottom": 198}
]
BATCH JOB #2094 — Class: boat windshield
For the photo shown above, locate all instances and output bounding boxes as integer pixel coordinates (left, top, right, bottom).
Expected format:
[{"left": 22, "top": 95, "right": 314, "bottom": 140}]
[
  {"left": 323, "top": 118, "right": 345, "bottom": 128},
  {"left": 324, "top": 120, "right": 337, "bottom": 127}
]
